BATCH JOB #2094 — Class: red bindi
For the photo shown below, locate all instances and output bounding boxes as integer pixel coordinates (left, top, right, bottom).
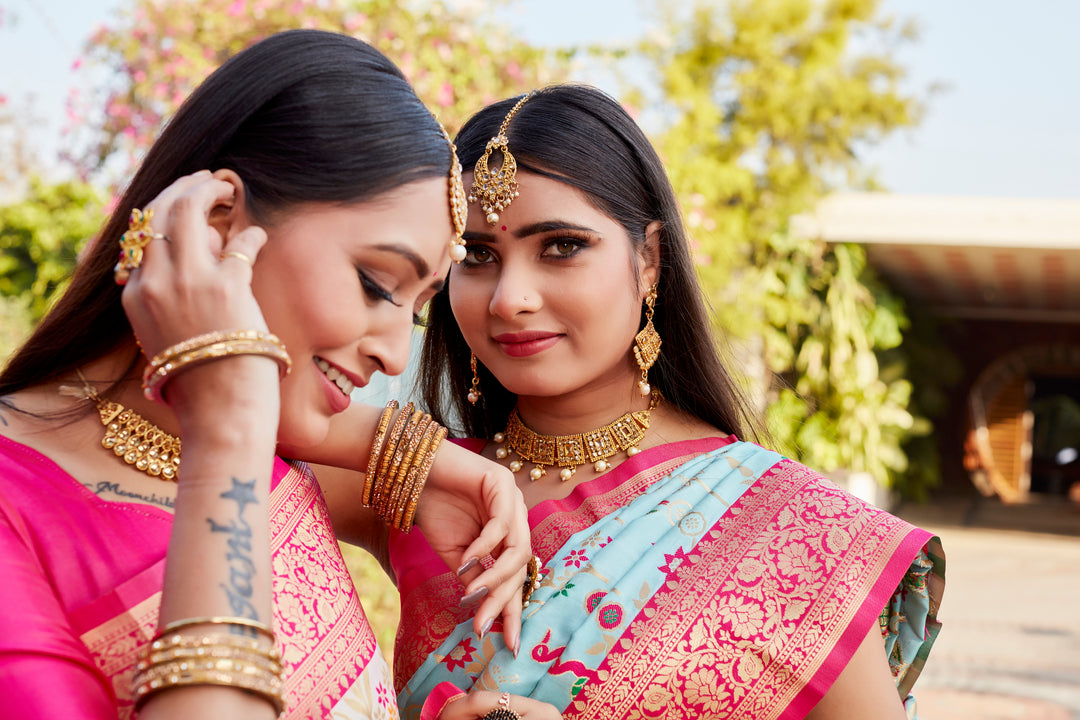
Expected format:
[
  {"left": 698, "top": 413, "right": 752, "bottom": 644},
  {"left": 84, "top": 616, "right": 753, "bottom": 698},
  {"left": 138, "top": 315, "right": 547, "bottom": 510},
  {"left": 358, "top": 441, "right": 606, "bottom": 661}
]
[{"left": 501, "top": 225, "right": 508, "bottom": 231}]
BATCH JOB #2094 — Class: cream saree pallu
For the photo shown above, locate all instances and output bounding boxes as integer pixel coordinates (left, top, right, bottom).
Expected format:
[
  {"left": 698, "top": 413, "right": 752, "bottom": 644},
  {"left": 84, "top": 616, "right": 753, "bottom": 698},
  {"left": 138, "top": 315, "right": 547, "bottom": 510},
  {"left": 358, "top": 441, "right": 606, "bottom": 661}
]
[
  {"left": 392, "top": 438, "right": 944, "bottom": 720},
  {"left": 0, "top": 433, "right": 398, "bottom": 720}
]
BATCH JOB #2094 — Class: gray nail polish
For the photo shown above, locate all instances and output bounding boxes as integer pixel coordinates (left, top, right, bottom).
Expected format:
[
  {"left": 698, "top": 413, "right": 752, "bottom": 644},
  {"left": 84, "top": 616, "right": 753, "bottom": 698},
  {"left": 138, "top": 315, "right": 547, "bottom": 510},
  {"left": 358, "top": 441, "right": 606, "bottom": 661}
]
[
  {"left": 513, "top": 636, "right": 521, "bottom": 659},
  {"left": 460, "top": 586, "right": 489, "bottom": 607},
  {"left": 457, "top": 556, "right": 480, "bottom": 575},
  {"left": 480, "top": 617, "right": 494, "bottom": 639}
]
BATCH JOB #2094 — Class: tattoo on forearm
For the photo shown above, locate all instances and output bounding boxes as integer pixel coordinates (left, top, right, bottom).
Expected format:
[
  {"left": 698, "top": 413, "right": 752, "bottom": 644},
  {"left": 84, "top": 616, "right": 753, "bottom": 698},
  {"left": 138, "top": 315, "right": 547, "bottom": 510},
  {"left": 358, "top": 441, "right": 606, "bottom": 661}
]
[
  {"left": 206, "top": 477, "right": 261, "bottom": 635},
  {"left": 85, "top": 481, "right": 175, "bottom": 509}
]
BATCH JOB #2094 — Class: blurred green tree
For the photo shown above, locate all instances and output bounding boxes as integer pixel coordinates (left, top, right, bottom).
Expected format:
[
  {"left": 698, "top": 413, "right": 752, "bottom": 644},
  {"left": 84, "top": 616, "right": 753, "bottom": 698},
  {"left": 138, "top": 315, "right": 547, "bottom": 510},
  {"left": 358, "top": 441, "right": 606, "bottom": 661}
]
[
  {"left": 626, "top": 0, "right": 931, "bottom": 489},
  {"left": 0, "top": 178, "right": 104, "bottom": 361},
  {"left": 0, "top": 177, "right": 104, "bottom": 320}
]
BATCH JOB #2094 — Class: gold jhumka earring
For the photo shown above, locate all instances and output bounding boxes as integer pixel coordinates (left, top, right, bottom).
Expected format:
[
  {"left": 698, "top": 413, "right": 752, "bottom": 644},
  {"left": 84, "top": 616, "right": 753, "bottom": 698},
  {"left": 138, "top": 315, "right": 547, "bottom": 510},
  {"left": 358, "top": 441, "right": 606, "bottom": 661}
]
[
  {"left": 467, "top": 353, "right": 482, "bottom": 405},
  {"left": 468, "top": 93, "right": 532, "bottom": 225},
  {"left": 634, "top": 284, "right": 661, "bottom": 396}
]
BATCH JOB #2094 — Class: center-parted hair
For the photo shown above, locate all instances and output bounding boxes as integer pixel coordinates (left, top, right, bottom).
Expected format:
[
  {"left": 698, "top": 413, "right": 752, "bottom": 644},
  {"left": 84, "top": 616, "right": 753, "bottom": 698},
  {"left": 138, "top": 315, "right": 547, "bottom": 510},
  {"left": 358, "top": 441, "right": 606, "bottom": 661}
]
[
  {"left": 417, "top": 84, "right": 761, "bottom": 441},
  {"left": 0, "top": 29, "right": 452, "bottom": 397}
]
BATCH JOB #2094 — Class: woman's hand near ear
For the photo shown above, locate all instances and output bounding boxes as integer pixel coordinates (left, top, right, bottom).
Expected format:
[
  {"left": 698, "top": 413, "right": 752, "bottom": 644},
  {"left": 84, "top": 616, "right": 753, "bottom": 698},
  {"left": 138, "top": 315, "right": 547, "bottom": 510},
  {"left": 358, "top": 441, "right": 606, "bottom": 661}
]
[{"left": 122, "top": 169, "right": 269, "bottom": 360}]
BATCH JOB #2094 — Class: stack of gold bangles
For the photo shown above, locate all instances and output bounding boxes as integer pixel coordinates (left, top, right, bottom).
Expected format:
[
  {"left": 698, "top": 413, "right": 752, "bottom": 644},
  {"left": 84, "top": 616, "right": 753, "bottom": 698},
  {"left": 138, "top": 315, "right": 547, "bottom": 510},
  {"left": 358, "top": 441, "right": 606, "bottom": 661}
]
[
  {"left": 363, "top": 400, "right": 448, "bottom": 532},
  {"left": 133, "top": 616, "right": 284, "bottom": 715},
  {"left": 142, "top": 330, "right": 292, "bottom": 404}
]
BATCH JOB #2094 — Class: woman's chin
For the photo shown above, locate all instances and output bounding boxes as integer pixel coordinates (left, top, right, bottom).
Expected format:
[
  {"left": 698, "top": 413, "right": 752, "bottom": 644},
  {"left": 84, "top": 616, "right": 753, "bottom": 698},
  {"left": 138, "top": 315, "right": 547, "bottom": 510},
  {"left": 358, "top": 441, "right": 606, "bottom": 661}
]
[{"left": 275, "top": 415, "right": 332, "bottom": 459}]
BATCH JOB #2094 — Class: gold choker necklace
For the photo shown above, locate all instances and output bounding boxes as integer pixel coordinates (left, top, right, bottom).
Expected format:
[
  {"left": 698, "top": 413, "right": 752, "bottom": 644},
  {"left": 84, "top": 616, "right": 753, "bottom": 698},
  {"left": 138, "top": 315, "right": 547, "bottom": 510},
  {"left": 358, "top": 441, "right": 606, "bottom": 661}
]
[
  {"left": 493, "top": 393, "right": 661, "bottom": 482},
  {"left": 61, "top": 376, "right": 181, "bottom": 481}
]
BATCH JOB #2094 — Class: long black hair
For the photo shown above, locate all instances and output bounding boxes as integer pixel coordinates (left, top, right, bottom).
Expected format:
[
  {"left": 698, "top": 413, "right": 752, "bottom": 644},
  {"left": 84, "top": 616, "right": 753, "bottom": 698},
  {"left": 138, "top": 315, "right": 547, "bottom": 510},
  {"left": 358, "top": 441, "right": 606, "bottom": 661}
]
[
  {"left": 0, "top": 29, "right": 452, "bottom": 398},
  {"left": 417, "top": 84, "right": 762, "bottom": 441}
]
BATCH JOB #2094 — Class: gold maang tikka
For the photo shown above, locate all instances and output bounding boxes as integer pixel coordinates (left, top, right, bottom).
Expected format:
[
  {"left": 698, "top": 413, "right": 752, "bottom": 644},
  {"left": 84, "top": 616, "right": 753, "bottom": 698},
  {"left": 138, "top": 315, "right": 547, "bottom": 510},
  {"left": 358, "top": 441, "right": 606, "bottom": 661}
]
[
  {"left": 468, "top": 93, "right": 532, "bottom": 225},
  {"left": 434, "top": 117, "right": 469, "bottom": 263}
]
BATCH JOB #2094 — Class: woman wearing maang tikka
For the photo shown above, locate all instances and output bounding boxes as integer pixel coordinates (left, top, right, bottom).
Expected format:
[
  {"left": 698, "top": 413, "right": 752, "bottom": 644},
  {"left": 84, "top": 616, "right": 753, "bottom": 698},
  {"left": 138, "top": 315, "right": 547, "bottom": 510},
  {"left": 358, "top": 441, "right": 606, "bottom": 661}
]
[{"left": 389, "top": 85, "right": 945, "bottom": 720}]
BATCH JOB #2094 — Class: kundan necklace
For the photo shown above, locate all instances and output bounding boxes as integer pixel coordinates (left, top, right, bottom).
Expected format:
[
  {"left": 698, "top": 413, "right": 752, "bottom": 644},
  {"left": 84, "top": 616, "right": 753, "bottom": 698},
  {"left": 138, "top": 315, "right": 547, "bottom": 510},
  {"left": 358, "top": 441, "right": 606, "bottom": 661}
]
[
  {"left": 60, "top": 373, "right": 181, "bottom": 481},
  {"left": 494, "top": 391, "right": 661, "bottom": 482}
]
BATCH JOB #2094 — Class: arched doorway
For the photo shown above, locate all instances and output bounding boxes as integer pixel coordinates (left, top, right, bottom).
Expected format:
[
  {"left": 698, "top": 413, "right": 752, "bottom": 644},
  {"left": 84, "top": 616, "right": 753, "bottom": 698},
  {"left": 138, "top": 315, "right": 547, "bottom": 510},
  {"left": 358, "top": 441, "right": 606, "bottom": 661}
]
[{"left": 966, "top": 344, "right": 1080, "bottom": 503}]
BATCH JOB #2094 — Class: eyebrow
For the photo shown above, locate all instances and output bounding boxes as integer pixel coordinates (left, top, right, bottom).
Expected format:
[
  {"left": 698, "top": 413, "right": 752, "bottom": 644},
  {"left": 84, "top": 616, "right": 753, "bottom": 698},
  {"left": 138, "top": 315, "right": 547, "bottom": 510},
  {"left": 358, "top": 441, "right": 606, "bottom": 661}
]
[
  {"left": 372, "top": 242, "right": 429, "bottom": 279},
  {"left": 463, "top": 220, "right": 599, "bottom": 241}
]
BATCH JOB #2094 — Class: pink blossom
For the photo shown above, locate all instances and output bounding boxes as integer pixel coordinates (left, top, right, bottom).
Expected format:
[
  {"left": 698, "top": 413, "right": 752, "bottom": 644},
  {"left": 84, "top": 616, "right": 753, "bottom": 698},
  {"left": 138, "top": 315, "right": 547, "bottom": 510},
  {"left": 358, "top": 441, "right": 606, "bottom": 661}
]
[
  {"left": 133, "top": 69, "right": 146, "bottom": 83},
  {"left": 436, "top": 81, "right": 454, "bottom": 108},
  {"left": 71, "top": 57, "right": 84, "bottom": 71},
  {"left": 344, "top": 13, "right": 367, "bottom": 31},
  {"left": 506, "top": 60, "right": 522, "bottom": 82},
  {"left": 227, "top": 0, "right": 246, "bottom": 17},
  {"left": 106, "top": 101, "right": 131, "bottom": 119}
]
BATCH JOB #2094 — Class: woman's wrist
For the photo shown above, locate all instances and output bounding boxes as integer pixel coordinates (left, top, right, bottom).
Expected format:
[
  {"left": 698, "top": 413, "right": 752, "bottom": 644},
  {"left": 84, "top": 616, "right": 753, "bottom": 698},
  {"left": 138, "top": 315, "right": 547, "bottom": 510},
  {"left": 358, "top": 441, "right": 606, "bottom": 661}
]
[{"left": 165, "top": 356, "right": 280, "bottom": 442}]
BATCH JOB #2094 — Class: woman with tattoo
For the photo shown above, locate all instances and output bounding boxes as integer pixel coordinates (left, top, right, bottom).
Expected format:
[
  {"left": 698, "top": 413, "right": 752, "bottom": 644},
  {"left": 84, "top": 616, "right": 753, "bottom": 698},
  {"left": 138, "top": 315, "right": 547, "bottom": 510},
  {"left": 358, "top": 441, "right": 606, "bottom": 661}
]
[{"left": 0, "top": 31, "right": 558, "bottom": 720}]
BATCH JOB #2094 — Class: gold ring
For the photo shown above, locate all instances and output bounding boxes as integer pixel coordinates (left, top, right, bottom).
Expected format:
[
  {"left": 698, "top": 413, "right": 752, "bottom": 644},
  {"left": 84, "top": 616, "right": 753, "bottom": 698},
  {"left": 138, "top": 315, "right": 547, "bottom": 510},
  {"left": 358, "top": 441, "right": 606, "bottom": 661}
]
[
  {"left": 481, "top": 692, "right": 521, "bottom": 720},
  {"left": 220, "top": 250, "right": 255, "bottom": 268},
  {"left": 114, "top": 207, "right": 165, "bottom": 285}
]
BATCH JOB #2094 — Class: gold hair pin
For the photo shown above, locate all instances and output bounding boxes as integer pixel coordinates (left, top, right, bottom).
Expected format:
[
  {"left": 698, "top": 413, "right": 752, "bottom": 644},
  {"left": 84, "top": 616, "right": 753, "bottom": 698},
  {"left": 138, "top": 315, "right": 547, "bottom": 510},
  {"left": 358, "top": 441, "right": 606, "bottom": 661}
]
[{"left": 434, "top": 117, "right": 469, "bottom": 263}]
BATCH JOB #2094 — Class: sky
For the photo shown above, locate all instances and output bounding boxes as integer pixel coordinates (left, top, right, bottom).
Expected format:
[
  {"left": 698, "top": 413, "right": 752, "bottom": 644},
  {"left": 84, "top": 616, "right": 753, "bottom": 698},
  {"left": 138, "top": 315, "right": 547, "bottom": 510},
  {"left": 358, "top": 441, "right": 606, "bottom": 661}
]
[{"left": 2, "top": 0, "right": 1079, "bottom": 199}]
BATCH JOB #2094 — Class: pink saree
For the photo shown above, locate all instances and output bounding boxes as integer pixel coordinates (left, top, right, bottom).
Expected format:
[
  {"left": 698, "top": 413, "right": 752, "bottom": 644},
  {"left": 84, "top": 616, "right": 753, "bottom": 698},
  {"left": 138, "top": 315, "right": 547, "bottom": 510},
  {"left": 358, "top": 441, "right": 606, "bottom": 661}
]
[
  {"left": 0, "top": 433, "right": 397, "bottom": 719},
  {"left": 390, "top": 437, "right": 944, "bottom": 720}
]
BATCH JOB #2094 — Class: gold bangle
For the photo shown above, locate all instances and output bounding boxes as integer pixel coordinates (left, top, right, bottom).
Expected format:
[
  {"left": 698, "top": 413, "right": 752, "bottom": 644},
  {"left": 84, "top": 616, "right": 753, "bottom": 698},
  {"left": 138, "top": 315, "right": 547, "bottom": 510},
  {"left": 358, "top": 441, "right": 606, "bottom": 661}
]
[
  {"left": 373, "top": 402, "right": 414, "bottom": 494},
  {"left": 143, "top": 337, "right": 292, "bottom": 403},
  {"left": 381, "top": 411, "right": 428, "bottom": 520},
  {"left": 371, "top": 402, "right": 414, "bottom": 515},
  {"left": 401, "top": 424, "right": 447, "bottom": 531},
  {"left": 138, "top": 633, "right": 282, "bottom": 670},
  {"left": 392, "top": 419, "right": 439, "bottom": 530},
  {"left": 146, "top": 330, "right": 273, "bottom": 368},
  {"left": 154, "top": 616, "right": 275, "bottom": 642},
  {"left": 136, "top": 656, "right": 281, "bottom": 681},
  {"left": 144, "top": 338, "right": 291, "bottom": 388},
  {"left": 362, "top": 401, "right": 398, "bottom": 505},
  {"left": 141, "top": 647, "right": 283, "bottom": 675},
  {"left": 133, "top": 665, "right": 284, "bottom": 714}
]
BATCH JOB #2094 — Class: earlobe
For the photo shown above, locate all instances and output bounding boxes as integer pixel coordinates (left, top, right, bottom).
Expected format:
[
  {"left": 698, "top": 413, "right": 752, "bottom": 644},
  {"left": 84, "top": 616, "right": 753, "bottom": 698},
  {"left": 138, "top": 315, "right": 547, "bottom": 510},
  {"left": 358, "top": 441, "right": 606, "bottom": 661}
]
[
  {"left": 641, "top": 220, "right": 663, "bottom": 290},
  {"left": 207, "top": 168, "right": 251, "bottom": 242}
]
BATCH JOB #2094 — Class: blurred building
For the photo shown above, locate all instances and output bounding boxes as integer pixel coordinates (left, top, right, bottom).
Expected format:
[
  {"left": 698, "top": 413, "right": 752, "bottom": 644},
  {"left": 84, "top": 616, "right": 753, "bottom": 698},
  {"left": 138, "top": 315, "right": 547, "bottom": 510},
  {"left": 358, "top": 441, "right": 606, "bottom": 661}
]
[{"left": 795, "top": 193, "right": 1080, "bottom": 503}]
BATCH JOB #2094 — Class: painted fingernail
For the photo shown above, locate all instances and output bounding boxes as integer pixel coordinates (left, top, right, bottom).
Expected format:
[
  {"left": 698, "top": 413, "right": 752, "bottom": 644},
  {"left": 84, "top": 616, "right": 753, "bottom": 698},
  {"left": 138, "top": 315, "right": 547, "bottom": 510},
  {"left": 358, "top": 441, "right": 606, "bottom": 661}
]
[
  {"left": 460, "top": 586, "right": 488, "bottom": 607},
  {"left": 457, "top": 557, "right": 480, "bottom": 576},
  {"left": 513, "top": 637, "right": 521, "bottom": 659},
  {"left": 480, "top": 617, "right": 494, "bottom": 640}
]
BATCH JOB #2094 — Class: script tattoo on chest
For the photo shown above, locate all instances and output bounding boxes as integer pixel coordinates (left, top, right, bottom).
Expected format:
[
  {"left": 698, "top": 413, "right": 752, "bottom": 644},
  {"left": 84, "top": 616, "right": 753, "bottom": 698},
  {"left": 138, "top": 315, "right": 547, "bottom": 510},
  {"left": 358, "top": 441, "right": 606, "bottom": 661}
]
[
  {"left": 85, "top": 481, "right": 176, "bottom": 509},
  {"left": 206, "top": 477, "right": 261, "bottom": 634}
]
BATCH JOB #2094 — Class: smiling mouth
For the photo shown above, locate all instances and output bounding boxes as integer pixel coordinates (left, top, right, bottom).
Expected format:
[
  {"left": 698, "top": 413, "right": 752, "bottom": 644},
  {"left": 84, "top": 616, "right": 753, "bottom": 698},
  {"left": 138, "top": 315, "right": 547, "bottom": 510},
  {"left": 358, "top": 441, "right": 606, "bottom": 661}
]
[{"left": 315, "top": 357, "right": 355, "bottom": 396}]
